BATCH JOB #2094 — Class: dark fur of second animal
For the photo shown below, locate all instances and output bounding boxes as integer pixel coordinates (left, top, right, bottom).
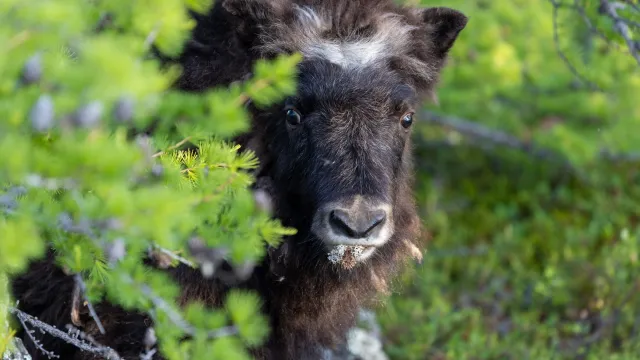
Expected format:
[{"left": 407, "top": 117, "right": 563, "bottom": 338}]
[{"left": 11, "top": 1, "right": 467, "bottom": 359}]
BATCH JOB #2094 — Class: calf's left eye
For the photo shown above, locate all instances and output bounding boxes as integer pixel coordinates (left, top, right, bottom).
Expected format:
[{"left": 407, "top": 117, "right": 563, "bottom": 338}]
[{"left": 400, "top": 112, "right": 414, "bottom": 129}]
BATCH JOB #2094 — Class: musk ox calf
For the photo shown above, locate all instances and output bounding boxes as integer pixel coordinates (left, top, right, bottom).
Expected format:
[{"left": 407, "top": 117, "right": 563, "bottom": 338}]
[{"left": 11, "top": 0, "right": 467, "bottom": 359}]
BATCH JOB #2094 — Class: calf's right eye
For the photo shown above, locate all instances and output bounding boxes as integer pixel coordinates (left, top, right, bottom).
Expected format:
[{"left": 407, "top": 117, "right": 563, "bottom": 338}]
[{"left": 285, "top": 108, "right": 301, "bottom": 126}]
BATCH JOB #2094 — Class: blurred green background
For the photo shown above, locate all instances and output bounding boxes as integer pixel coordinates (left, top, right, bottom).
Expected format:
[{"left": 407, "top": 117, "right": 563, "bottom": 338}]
[{"left": 380, "top": 0, "right": 640, "bottom": 359}]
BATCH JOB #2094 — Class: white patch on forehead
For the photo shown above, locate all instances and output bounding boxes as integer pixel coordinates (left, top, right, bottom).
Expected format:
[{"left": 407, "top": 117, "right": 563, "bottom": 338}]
[
  {"left": 295, "top": 5, "right": 324, "bottom": 28},
  {"left": 304, "top": 40, "right": 387, "bottom": 68},
  {"left": 290, "top": 5, "right": 418, "bottom": 69}
]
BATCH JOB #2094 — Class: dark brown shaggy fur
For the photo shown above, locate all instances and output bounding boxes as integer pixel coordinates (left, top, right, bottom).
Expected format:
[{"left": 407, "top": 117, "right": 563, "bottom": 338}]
[{"left": 11, "top": 1, "right": 467, "bottom": 359}]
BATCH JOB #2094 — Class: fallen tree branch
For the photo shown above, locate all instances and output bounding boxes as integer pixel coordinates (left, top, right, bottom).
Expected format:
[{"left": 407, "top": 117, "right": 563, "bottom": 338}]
[
  {"left": 419, "top": 111, "right": 565, "bottom": 160},
  {"left": 598, "top": 148, "right": 640, "bottom": 162},
  {"left": 419, "top": 110, "right": 640, "bottom": 163}
]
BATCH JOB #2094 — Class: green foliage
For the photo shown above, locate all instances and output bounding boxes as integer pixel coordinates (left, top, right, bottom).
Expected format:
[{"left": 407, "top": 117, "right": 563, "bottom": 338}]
[
  {"left": 0, "top": 0, "right": 299, "bottom": 359},
  {"left": 2, "top": 0, "right": 638, "bottom": 359},
  {"left": 0, "top": 274, "right": 14, "bottom": 356},
  {"left": 426, "top": 0, "right": 640, "bottom": 165},
  {"left": 381, "top": 0, "right": 640, "bottom": 359},
  {"left": 225, "top": 291, "right": 270, "bottom": 347}
]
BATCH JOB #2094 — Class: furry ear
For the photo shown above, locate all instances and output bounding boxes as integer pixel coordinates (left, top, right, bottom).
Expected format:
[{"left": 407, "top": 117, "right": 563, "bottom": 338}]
[
  {"left": 419, "top": 7, "right": 468, "bottom": 57},
  {"left": 222, "top": 0, "right": 289, "bottom": 23}
]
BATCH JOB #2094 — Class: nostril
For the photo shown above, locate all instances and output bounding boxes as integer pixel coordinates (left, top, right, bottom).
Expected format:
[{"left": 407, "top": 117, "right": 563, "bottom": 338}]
[
  {"left": 328, "top": 209, "right": 387, "bottom": 239},
  {"left": 329, "top": 209, "right": 357, "bottom": 238},
  {"left": 364, "top": 209, "right": 386, "bottom": 236}
]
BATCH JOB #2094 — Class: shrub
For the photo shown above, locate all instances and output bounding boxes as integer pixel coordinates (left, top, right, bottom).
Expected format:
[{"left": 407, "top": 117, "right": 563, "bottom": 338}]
[
  {"left": 380, "top": 0, "right": 640, "bottom": 359},
  {"left": 0, "top": 0, "right": 299, "bottom": 358}
]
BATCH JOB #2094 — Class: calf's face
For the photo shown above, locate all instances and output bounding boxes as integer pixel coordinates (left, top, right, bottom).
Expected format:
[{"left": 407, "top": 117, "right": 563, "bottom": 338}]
[
  {"left": 229, "top": 0, "right": 468, "bottom": 267},
  {"left": 274, "top": 61, "right": 418, "bottom": 262}
]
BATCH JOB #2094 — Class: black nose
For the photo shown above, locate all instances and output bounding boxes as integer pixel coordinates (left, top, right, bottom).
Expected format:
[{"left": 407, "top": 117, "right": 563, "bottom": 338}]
[{"left": 329, "top": 208, "right": 386, "bottom": 238}]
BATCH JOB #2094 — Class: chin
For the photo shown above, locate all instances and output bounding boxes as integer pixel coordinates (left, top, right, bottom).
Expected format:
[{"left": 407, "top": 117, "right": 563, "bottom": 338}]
[{"left": 325, "top": 243, "right": 378, "bottom": 270}]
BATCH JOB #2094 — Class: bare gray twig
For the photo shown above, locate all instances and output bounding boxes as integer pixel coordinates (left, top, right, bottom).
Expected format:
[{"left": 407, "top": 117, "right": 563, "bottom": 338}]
[
  {"left": 8, "top": 307, "right": 122, "bottom": 360},
  {"left": 73, "top": 275, "right": 106, "bottom": 335},
  {"left": 16, "top": 312, "right": 58, "bottom": 359},
  {"left": 120, "top": 274, "right": 238, "bottom": 340},
  {"left": 143, "top": 26, "right": 160, "bottom": 49},
  {"left": 139, "top": 349, "right": 157, "bottom": 360},
  {"left": 150, "top": 245, "right": 196, "bottom": 268}
]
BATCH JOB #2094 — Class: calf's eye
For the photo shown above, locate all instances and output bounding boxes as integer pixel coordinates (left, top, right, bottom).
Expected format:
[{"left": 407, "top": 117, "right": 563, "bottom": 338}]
[
  {"left": 400, "top": 112, "right": 414, "bottom": 129},
  {"left": 285, "top": 108, "right": 301, "bottom": 126}
]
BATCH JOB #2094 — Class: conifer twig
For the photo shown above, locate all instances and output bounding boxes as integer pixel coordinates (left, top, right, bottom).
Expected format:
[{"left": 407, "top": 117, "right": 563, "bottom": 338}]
[
  {"left": 548, "top": 0, "right": 602, "bottom": 91},
  {"left": 548, "top": 0, "right": 640, "bottom": 73},
  {"left": 571, "top": 0, "right": 625, "bottom": 51},
  {"left": 234, "top": 78, "right": 270, "bottom": 107},
  {"left": 152, "top": 136, "right": 193, "bottom": 158},
  {"left": 599, "top": 0, "right": 640, "bottom": 66}
]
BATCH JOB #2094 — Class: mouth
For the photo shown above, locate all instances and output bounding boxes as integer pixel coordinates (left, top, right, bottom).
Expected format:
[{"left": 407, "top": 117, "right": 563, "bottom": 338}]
[{"left": 326, "top": 244, "right": 377, "bottom": 269}]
